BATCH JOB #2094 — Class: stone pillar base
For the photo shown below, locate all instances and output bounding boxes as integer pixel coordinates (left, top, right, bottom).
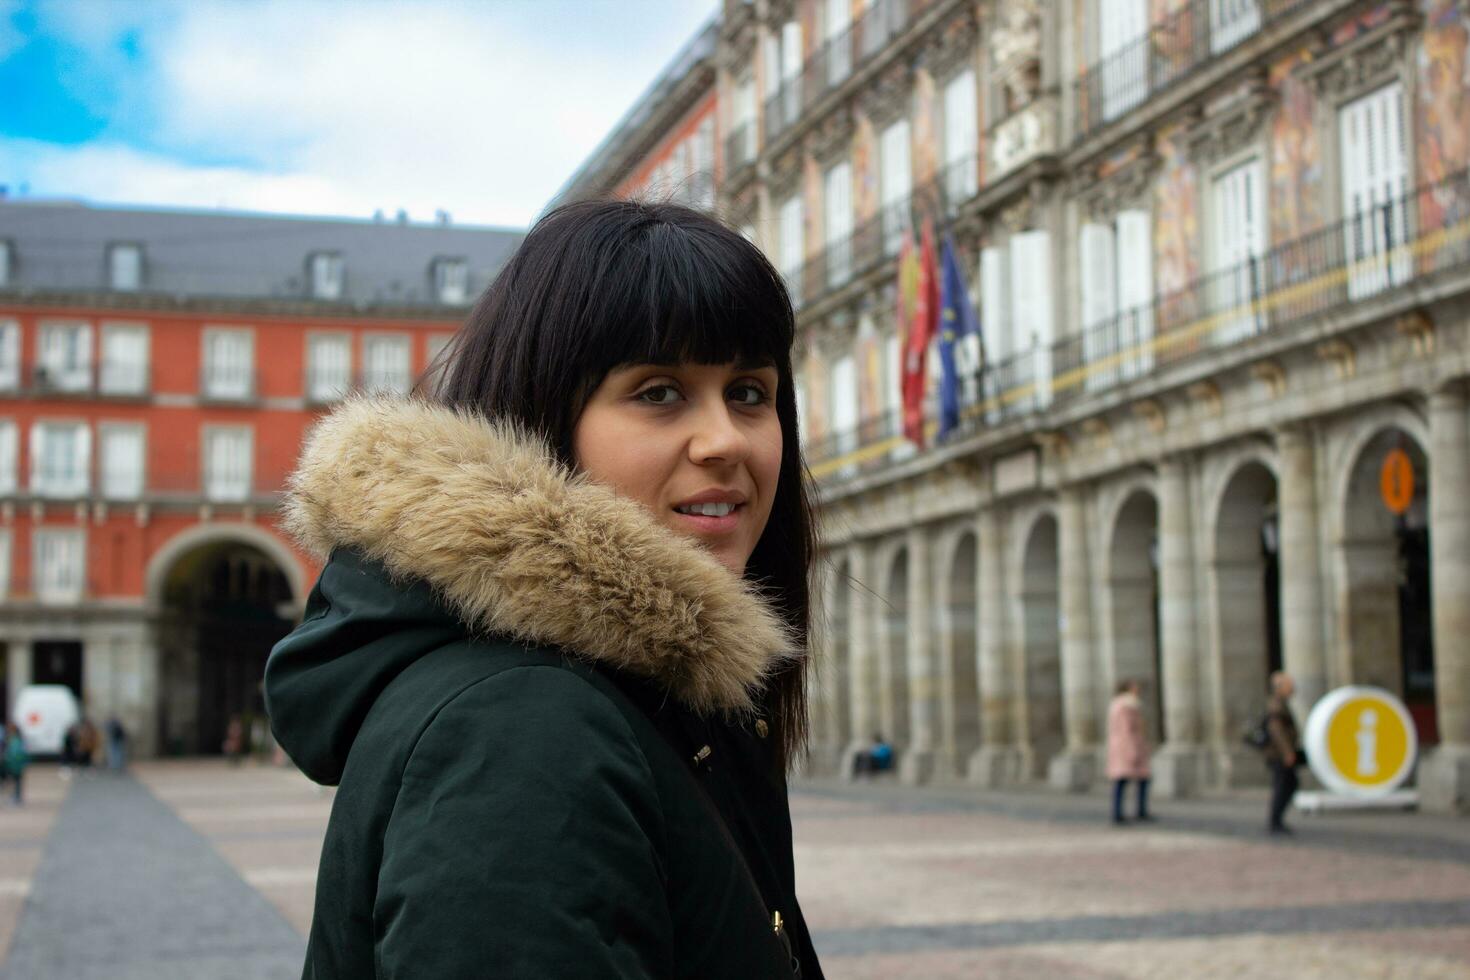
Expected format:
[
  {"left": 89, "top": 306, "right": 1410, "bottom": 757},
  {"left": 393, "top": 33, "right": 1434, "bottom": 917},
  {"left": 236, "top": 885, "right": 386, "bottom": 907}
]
[
  {"left": 899, "top": 747, "right": 939, "bottom": 785},
  {"left": 838, "top": 739, "right": 869, "bottom": 782},
  {"left": 1047, "top": 749, "right": 1097, "bottom": 792},
  {"left": 967, "top": 745, "right": 1023, "bottom": 786},
  {"left": 1214, "top": 745, "right": 1271, "bottom": 788},
  {"left": 1152, "top": 743, "right": 1208, "bottom": 798},
  {"left": 1419, "top": 744, "right": 1470, "bottom": 814}
]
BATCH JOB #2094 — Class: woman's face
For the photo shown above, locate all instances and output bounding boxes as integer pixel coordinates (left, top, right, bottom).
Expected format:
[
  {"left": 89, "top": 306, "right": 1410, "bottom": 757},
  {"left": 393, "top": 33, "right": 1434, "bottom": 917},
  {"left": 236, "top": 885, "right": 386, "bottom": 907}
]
[{"left": 573, "top": 360, "right": 783, "bottom": 575}]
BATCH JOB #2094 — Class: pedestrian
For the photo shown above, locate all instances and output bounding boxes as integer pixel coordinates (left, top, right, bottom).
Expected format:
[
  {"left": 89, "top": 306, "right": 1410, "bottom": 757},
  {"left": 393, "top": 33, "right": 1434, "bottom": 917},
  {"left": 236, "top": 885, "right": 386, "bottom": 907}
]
[
  {"left": 74, "top": 717, "right": 99, "bottom": 773},
  {"left": 60, "top": 722, "right": 77, "bottom": 779},
  {"left": 851, "top": 733, "right": 893, "bottom": 778},
  {"left": 4, "top": 724, "right": 28, "bottom": 805},
  {"left": 105, "top": 716, "right": 127, "bottom": 770},
  {"left": 266, "top": 200, "right": 824, "bottom": 979},
  {"left": 1106, "top": 678, "right": 1154, "bottom": 825},
  {"left": 1264, "top": 670, "right": 1302, "bottom": 835}
]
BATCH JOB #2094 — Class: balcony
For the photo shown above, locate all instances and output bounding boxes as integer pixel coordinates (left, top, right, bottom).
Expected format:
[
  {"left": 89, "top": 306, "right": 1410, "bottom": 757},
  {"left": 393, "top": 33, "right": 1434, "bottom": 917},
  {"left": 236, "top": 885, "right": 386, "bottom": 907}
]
[
  {"left": 763, "top": 0, "right": 915, "bottom": 145},
  {"left": 806, "top": 169, "right": 1470, "bottom": 481},
  {"left": 1074, "top": 0, "right": 1316, "bottom": 143},
  {"left": 725, "top": 122, "right": 757, "bottom": 181}
]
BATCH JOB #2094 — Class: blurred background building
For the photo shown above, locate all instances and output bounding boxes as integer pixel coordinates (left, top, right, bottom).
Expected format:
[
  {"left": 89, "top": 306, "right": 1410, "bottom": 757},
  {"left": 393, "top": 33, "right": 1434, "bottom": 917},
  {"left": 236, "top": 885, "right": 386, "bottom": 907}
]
[
  {"left": 556, "top": 0, "right": 1470, "bottom": 813},
  {"left": 0, "top": 200, "right": 520, "bottom": 754}
]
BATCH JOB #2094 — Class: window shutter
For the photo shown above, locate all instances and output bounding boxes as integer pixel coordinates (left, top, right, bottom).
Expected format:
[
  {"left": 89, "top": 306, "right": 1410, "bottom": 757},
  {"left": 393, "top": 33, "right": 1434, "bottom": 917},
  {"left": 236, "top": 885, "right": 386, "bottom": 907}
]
[
  {"left": 763, "top": 35, "right": 781, "bottom": 98},
  {"left": 880, "top": 120, "right": 912, "bottom": 256},
  {"left": 780, "top": 196, "right": 805, "bottom": 305},
  {"left": 72, "top": 423, "right": 91, "bottom": 497},
  {"left": 1115, "top": 209, "right": 1155, "bottom": 378},
  {"left": 0, "top": 322, "right": 17, "bottom": 389},
  {"left": 0, "top": 530, "right": 10, "bottom": 597},
  {"left": 1079, "top": 222, "right": 1117, "bottom": 391},
  {"left": 28, "top": 422, "right": 44, "bottom": 494},
  {"left": 0, "top": 422, "right": 14, "bottom": 494},
  {"left": 943, "top": 71, "right": 978, "bottom": 200},
  {"left": 980, "top": 245, "right": 1009, "bottom": 363},
  {"left": 824, "top": 161, "right": 853, "bottom": 287},
  {"left": 1213, "top": 160, "right": 1265, "bottom": 342},
  {"left": 1010, "top": 231, "right": 1054, "bottom": 408}
]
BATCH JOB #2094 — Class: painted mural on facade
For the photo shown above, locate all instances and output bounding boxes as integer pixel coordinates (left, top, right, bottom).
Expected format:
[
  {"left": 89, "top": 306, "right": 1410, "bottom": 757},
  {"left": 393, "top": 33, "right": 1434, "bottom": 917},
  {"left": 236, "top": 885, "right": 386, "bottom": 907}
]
[
  {"left": 854, "top": 117, "right": 879, "bottom": 225},
  {"left": 1419, "top": 0, "right": 1470, "bottom": 251},
  {"left": 803, "top": 348, "right": 829, "bottom": 445},
  {"left": 1268, "top": 48, "right": 1323, "bottom": 275},
  {"left": 1153, "top": 124, "right": 1200, "bottom": 334},
  {"left": 911, "top": 71, "right": 939, "bottom": 191},
  {"left": 857, "top": 322, "right": 884, "bottom": 424}
]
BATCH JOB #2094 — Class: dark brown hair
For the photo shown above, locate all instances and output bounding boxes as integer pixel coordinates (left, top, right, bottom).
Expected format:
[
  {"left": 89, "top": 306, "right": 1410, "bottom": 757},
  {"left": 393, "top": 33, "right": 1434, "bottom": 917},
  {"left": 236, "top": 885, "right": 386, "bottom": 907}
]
[{"left": 426, "top": 199, "right": 816, "bottom": 769}]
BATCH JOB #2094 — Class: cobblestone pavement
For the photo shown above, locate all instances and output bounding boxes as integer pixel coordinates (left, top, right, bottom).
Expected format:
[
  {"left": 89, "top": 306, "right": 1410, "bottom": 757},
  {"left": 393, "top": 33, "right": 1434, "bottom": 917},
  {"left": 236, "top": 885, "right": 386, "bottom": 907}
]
[{"left": 0, "top": 760, "right": 1467, "bottom": 978}]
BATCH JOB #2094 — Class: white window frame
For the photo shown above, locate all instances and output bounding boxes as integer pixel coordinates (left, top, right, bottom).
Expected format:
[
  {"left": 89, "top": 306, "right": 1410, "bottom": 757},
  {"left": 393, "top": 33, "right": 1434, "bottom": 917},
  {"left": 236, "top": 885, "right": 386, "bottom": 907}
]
[
  {"left": 202, "top": 327, "right": 255, "bottom": 400},
  {"left": 33, "top": 527, "right": 85, "bottom": 605},
  {"left": 1210, "top": 0, "right": 1261, "bottom": 55},
  {"left": 306, "top": 332, "right": 353, "bottom": 403},
  {"left": 823, "top": 160, "right": 853, "bottom": 289},
  {"left": 825, "top": 0, "right": 852, "bottom": 86},
  {"left": 0, "top": 420, "right": 16, "bottom": 495},
  {"left": 943, "top": 71, "right": 979, "bottom": 202},
  {"left": 203, "top": 425, "right": 253, "bottom": 503},
  {"left": 1210, "top": 156, "right": 1268, "bottom": 344},
  {"left": 1010, "top": 230, "right": 1054, "bottom": 411},
  {"left": 108, "top": 242, "right": 143, "bottom": 292},
  {"left": 1340, "top": 81, "right": 1412, "bottom": 300},
  {"left": 779, "top": 194, "right": 805, "bottom": 308},
  {"left": 362, "top": 334, "right": 412, "bottom": 395},
  {"left": 0, "top": 319, "right": 18, "bottom": 391},
  {"left": 30, "top": 420, "right": 91, "bottom": 499},
  {"left": 99, "top": 322, "right": 150, "bottom": 396},
  {"left": 37, "top": 320, "right": 93, "bottom": 393},
  {"left": 830, "top": 353, "right": 858, "bottom": 476},
  {"left": 734, "top": 75, "right": 757, "bottom": 164},
  {"left": 1098, "top": 0, "right": 1150, "bottom": 121},
  {"left": 310, "top": 252, "right": 345, "bottom": 301},
  {"left": 780, "top": 21, "right": 803, "bottom": 127},
  {"left": 434, "top": 258, "right": 469, "bottom": 305},
  {"left": 98, "top": 423, "right": 146, "bottom": 501},
  {"left": 880, "top": 120, "right": 912, "bottom": 257},
  {"left": 0, "top": 529, "right": 10, "bottom": 598}
]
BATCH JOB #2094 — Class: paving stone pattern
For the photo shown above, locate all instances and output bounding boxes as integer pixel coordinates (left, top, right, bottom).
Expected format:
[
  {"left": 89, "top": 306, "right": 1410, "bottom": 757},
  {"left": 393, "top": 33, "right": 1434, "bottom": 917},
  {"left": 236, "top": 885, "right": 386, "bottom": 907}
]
[{"left": 0, "top": 772, "right": 304, "bottom": 980}]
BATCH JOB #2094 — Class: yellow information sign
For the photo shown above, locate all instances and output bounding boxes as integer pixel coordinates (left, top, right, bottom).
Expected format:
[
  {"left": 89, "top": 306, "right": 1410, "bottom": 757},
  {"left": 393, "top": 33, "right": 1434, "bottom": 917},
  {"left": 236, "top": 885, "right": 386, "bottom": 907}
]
[{"left": 1304, "top": 687, "right": 1418, "bottom": 797}]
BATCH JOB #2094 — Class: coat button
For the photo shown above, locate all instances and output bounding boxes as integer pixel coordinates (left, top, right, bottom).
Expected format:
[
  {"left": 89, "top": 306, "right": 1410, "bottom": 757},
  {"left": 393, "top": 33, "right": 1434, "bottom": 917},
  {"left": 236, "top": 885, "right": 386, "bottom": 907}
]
[{"left": 755, "top": 719, "right": 769, "bottom": 739}]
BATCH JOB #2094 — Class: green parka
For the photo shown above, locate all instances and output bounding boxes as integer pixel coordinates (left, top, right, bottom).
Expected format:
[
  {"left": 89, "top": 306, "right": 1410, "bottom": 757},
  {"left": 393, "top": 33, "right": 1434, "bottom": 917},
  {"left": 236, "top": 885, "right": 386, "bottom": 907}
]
[{"left": 266, "top": 398, "right": 823, "bottom": 979}]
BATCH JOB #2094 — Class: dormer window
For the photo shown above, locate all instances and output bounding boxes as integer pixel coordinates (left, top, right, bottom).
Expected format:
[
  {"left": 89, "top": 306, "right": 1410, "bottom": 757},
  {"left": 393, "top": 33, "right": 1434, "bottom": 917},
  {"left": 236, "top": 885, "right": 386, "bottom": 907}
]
[
  {"left": 108, "top": 242, "right": 142, "bottom": 291},
  {"left": 433, "top": 257, "right": 469, "bottom": 304},
  {"left": 0, "top": 240, "right": 11, "bottom": 287},
  {"left": 309, "top": 252, "right": 344, "bottom": 300}
]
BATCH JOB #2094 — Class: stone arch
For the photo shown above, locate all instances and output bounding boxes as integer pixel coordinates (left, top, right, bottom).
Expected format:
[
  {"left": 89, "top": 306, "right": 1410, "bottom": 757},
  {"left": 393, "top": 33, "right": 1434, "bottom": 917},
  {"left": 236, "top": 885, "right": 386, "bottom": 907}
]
[
  {"left": 1106, "top": 489, "right": 1163, "bottom": 741},
  {"left": 941, "top": 529, "right": 981, "bottom": 776},
  {"left": 880, "top": 545, "right": 912, "bottom": 752},
  {"left": 146, "top": 523, "right": 307, "bottom": 616},
  {"left": 1017, "top": 510, "right": 1063, "bottom": 778}
]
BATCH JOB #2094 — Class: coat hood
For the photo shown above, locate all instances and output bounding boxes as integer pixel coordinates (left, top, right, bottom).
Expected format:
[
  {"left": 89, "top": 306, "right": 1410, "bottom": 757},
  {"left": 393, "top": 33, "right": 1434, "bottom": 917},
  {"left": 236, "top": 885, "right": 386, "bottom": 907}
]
[{"left": 268, "top": 397, "right": 797, "bottom": 780}]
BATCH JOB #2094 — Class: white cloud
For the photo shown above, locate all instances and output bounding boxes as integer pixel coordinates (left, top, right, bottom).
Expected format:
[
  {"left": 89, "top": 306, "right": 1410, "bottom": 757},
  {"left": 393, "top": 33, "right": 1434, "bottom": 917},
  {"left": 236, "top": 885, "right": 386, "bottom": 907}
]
[{"left": 3, "top": 0, "right": 718, "bottom": 226}]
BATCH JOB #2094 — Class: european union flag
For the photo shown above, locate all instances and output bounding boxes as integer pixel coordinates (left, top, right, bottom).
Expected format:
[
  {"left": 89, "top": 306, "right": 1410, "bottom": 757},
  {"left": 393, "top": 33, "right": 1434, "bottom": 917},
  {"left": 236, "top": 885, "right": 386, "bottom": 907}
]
[{"left": 937, "top": 235, "right": 980, "bottom": 439}]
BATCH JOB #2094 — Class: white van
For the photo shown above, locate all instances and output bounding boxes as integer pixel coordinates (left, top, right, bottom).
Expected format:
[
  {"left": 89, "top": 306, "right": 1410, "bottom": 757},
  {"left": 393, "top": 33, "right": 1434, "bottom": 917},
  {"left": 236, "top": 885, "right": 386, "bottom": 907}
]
[{"left": 13, "top": 685, "right": 81, "bottom": 756}]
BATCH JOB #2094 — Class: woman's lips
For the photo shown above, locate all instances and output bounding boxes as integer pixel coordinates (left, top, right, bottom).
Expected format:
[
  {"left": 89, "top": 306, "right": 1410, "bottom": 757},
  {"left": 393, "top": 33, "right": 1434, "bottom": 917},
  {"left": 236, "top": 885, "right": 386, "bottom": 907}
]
[{"left": 671, "top": 503, "right": 744, "bottom": 535}]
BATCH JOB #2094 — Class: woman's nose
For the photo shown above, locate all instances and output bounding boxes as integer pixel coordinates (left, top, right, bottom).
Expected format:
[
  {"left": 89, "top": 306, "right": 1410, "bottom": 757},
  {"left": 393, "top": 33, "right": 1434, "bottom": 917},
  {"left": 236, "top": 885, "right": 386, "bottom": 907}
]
[{"left": 689, "top": 400, "right": 750, "bottom": 465}]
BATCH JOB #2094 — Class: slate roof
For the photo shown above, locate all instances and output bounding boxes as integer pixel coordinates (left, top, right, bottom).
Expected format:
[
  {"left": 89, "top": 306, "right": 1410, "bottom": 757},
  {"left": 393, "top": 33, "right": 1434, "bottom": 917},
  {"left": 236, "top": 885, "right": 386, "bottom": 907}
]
[{"left": 0, "top": 199, "right": 524, "bottom": 310}]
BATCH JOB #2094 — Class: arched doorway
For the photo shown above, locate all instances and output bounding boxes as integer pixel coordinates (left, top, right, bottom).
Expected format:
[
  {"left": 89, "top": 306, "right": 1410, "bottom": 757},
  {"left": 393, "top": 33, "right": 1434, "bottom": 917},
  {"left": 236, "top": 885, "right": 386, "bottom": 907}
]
[
  {"left": 944, "top": 533, "right": 981, "bottom": 776},
  {"left": 1019, "top": 515, "right": 1063, "bottom": 778},
  {"left": 1338, "top": 428, "right": 1435, "bottom": 744},
  {"left": 1108, "top": 491, "right": 1163, "bottom": 741},
  {"left": 882, "top": 549, "right": 912, "bottom": 754},
  {"left": 1213, "top": 462, "right": 1282, "bottom": 761},
  {"left": 156, "top": 540, "right": 295, "bottom": 755}
]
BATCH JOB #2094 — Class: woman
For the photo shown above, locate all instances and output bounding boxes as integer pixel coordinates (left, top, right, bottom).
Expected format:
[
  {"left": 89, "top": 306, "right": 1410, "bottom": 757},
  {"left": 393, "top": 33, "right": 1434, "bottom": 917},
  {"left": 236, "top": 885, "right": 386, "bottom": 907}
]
[
  {"left": 1106, "top": 678, "right": 1153, "bottom": 825},
  {"left": 266, "top": 200, "right": 823, "bottom": 978},
  {"left": 4, "top": 723, "right": 27, "bottom": 805}
]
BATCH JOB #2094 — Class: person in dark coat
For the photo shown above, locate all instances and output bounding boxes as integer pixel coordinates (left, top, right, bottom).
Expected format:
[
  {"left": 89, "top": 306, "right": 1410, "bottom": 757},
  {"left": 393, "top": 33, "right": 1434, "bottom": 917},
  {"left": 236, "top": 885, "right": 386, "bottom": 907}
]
[
  {"left": 1265, "top": 670, "right": 1302, "bottom": 835},
  {"left": 266, "top": 200, "right": 823, "bottom": 979}
]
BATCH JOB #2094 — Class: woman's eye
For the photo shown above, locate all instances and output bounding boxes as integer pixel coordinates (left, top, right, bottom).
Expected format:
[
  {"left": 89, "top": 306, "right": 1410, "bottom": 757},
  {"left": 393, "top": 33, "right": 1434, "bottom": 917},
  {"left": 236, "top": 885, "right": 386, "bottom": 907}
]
[
  {"left": 729, "top": 384, "right": 769, "bottom": 406},
  {"left": 637, "top": 385, "right": 681, "bottom": 405}
]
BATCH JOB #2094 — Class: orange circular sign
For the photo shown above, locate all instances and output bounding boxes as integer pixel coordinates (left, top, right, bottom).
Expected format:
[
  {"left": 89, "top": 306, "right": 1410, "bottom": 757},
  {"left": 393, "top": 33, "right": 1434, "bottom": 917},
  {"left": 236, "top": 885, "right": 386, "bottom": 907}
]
[{"left": 1380, "top": 448, "right": 1414, "bottom": 515}]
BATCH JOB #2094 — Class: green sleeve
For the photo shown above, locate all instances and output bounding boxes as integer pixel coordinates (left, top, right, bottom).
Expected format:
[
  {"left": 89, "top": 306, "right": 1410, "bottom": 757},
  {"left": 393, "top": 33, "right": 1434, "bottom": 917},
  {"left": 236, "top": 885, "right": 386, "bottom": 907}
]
[{"left": 375, "top": 666, "right": 672, "bottom": 979}]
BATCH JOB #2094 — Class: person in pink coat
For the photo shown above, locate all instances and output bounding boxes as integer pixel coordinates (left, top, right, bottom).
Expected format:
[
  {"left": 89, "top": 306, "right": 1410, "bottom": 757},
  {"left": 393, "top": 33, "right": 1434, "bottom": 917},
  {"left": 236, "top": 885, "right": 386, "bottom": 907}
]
[{"left": 1107, "top": 678, "right": 1154, "bottom": 825}]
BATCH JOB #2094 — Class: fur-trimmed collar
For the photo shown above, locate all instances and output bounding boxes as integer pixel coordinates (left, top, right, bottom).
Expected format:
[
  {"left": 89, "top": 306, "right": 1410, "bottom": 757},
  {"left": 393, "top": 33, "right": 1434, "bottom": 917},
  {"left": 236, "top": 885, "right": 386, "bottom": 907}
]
[{"left": 284, "top": 397, "right": 796, "bottom": 715}]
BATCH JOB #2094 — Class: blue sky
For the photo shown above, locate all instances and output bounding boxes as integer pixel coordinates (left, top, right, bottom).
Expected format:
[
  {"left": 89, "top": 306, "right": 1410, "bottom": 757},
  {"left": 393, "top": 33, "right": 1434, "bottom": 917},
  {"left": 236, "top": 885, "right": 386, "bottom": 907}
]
[{"left": 0, "top": 0, "right": 719, "bottom": 227}]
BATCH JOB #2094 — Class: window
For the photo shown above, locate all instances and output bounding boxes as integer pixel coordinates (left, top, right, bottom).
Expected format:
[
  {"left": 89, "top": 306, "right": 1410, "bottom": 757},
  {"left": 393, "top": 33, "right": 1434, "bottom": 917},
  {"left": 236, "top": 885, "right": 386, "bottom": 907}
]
[
  {"left": 30, "top": 421, "right": 91, "bottom": 498},
  {"left": 0, "top": 319, "right": 18, "bottom": 391},
  {"left": 1079, "top": 210, "right": 1154, "bottom": 389},
  {"left": 426, "top": 333, "right": 454, "bottom": 367},
  {"left": 830, "top": 353, "right": 858, "bottom": 474},
  {"left": 362, "top": 335, "right": 411, "bottom": 395},
  {"left": 108, "top": 243, "right": 143, "bottom": 291},
  {"left": 307, "top": 334, "right": 352, "bottom": 402},
  {"left": 0, "top": 240, "right": 11, "bottom": 287},
  {"left": 1099, "top": 0, "right": 1149, "bottom": 121},
  {"left": 823, "top": 160, "right": 853, "bottom": 288},
  {"left": 943, "top": 71, "right": 979, "bottom": 202},
  {"left": 99, "top": 323, "right": 149, "bottom": 395},
  {"left": 1340, "top": 82, "right": 1411, "bottom": 300},
  {"left": 204, "top": 426, "right": 252, "bottom": 502},
  {"left": 99, "top": 424, "right": 145, "bottom": 501},
  {"left": 780, "top": 21, "right": 803, "bottom": 127},
  {"left": 37, "top": 321, "right": 93, "bottom": 392},
  {"left": 310, "top": 252, "right": 344, "bottom": 300},
  {"left": 1210, "top": 0, "right": 1261, "bottom": 54},
  {"left": 691, "top": 119, "right": 716, "bottom": 210},
  {"left": 880, "top": 120, "right": 912, "bottom": 257},
  {"left": 0, "top": 421, "right": 16, "bottom": 494},
  {"left": 33, "top": 528, "right": 85, "bottom": 604},
  {"left": 778, "top": 195, "right": 805, "bottom": 308},
  {"left": 734, "top": 76, "right": 757, "bottom": 165},
  {"left": 202, "top": 328, "right": 254, "bottom": 400},
  {"left": 0, "top": 530, "right": 10, "bottom": 598},
  {"left": 825, "top": 0, "right": 852, "bottom": 86},
  {"left": 983, "top": 233, "right": 1053, "bottom": 412},
  {"left": 1211, "top": 158, "right": 1267, "bottom": 343},
  {"left": 434, "top": 258, "right": 469, "bottom": 305}
]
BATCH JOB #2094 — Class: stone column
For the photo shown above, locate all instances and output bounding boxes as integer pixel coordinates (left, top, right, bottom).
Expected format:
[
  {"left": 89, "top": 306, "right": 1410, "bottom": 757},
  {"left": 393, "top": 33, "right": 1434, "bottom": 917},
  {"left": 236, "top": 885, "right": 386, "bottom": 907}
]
[
  {"left": 1277, "top": 427, "right": 1329, "bottom": 714},
  {"left": 841, "top": 541, "right": 877, "bottom": 779},
  {"left": 970, "top": 506, "right": 1021, "bottom": 784},
  {"left": 1153, "top": 457, "right": 1207, "bottom": 797},
  {"left": 900, "top": 527, "right": 940, "bottom": 784},
  {"left": 1048, "top": 488, "right": 1099, "bottom": 791},
  {"left": 1423, "top": 385, "right": 1470, "bottom": 812}
]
